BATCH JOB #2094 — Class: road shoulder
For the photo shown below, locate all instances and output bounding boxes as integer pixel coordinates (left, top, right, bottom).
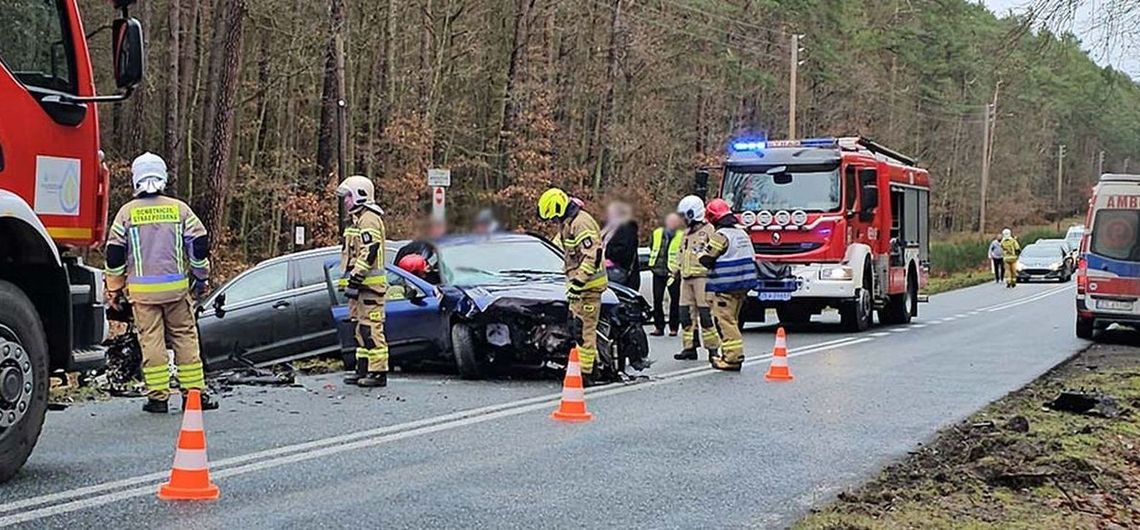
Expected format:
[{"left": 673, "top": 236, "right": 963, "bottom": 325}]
[{"left": 796, "top": 334, "right": 1140, "bottom": 529}]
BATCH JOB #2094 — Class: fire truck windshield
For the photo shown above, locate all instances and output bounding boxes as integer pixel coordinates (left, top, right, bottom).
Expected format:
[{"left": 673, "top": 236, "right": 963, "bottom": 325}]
[{"left": 722, "top": 163, "right": 842, "bottom": 213}]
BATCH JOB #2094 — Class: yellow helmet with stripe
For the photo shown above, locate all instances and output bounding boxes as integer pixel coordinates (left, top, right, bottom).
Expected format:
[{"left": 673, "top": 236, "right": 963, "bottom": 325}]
[{"left": 537, "top": 188, "right": 569, "bottom": 220}]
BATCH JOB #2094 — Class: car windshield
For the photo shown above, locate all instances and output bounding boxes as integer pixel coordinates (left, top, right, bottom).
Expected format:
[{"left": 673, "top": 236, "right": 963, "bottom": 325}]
[
  {"left": 1091, "top": 209, "right": 1140, "bottom": 262},
  {"left": 722, "top": 163, "right": 841, "bottom": 213},
  {"left": 1064, "top": 228, "right": 1084, "bottom": 248},
  {"left": 438, "top": 239, "right": 565, "bottom": 285},
  {"left": 1021, "top": 246, "right": 1056, "bottom": 259}
]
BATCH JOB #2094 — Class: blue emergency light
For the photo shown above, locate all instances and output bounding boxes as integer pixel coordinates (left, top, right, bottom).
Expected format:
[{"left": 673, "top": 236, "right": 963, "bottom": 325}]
[
  {"left": 731, "top": 137, "right": 838, "bottom": 152},
  {"left": 731, "top": 140, "right": 767, "bottom": 152}
]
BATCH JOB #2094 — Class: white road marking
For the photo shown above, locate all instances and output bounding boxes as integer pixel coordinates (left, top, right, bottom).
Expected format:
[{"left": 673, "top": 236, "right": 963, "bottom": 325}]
[
  {"left": 870, "top": 332, "right": 890, "bottom": 337},
  {"left": 984, "top": 285, "right": 1073, "bottom": 312},
  {"left": 912, "top": 324, "right": 928, "bottom": 329},
  {"left": 0, "top": 336, "right": 869, "bottom": 524},
  {"left": 890, "top": 328, "right": 909, "bottom": 333},
  {"left": 955, "top": 313, "right": 968, "bottom": 318}
]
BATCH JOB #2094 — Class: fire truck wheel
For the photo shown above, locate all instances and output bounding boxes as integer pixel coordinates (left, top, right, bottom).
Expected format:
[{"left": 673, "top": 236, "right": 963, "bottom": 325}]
[
  {"left": 879, "top": 274, "right": 914, "bottom": 325},
  {"left": 840, "top": 287, "right": 873, "bottom": 332},
  {"left": 0, "top": 280, "right": 49, "bottom": 484}
]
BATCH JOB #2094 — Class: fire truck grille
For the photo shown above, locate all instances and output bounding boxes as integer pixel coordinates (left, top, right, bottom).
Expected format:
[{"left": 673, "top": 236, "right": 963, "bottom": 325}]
[{"left": 753, "top": 242, "right": 823, "bottom": 255}]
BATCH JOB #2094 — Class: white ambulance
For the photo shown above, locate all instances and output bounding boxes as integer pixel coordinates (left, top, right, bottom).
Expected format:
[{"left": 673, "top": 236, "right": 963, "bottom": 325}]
[{"left": 1076, "top": 174, "right": 1140, "bottom": 338}]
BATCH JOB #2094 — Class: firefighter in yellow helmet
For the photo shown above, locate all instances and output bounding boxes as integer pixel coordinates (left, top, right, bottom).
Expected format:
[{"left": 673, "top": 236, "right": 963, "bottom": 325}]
[
  {"left": 105, "top": 153, "right": 218, "bottom": 413},
  {"left": 538, "top": 188, "right": 608, "bottom": 382},
  {"left": 337, "top": 176, "right": 390, "bottom": 387},
  {"left": 674, "top": 195, "right": 722, "bottom": 361}
]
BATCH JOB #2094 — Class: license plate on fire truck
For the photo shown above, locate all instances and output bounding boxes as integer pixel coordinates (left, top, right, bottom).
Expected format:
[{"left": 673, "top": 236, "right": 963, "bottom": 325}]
[
  {"left": 756, "top": 292, "right": 793, "bottom": 301},
  {"left": 1096, "top": 299, "right": 1134, "bottom": 311}
]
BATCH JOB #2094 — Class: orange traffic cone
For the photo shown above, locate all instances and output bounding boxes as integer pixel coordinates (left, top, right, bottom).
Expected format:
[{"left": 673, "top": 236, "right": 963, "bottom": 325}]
[
  {"left": 551, "top": 347, "right": 594, "bottom": 422},
  {"left": 764, "top": 327, "right": 795, "bottom": 382},
  {"left": 158, "top": 389, "right": 220, "bottom": 501}
]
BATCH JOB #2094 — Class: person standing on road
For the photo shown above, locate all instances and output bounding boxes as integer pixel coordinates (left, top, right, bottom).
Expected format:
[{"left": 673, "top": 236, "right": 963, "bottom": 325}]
[
  {"left": 1000, "top": 228, "right": 1021, "bottom": 288},
  {"left": 648, "top": 213, "right": 684, "bottom": 336},
  {"left": 602, "top": 201, "right": 640, "bottom": 290},
  {"left": 988, "top": 235, "right": 1004, "bottom": 283},
  {"left": 674, "top": 195, "right": 722, "bottom": 361},
  {"left": 700, "top": 199, "right": 757, "bottom": 371},
  {"left": 104, "top": 153, "right": 218, "bottom": 413},
  {"left": 337, "top": 176, "right": 390, "bottom": 387},
  {"left": 539, "top": 188, "right": 608, "bottom": 381}
]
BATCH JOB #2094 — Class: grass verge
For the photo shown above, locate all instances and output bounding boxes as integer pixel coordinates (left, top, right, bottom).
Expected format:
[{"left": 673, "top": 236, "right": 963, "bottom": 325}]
[{"left": 796, "top": 336, "right": 1140, "bottom": 530}]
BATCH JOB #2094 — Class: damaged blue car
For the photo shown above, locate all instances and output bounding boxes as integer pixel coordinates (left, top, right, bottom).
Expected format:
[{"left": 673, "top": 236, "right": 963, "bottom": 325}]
[{"left": 324, "top": 233, "right": 650, "bottom": 380}]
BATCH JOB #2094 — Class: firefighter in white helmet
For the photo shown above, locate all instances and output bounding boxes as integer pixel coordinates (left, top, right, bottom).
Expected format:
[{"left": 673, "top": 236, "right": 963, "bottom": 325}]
[
  {"left": 337, "top": 176, "right": 390, "bottom": 387},
  {"left": 674, "top": 195, "right": 722, "bottom": 361},
  {"left": 105, "top": 153, "right": 217, "bottom": 413}
]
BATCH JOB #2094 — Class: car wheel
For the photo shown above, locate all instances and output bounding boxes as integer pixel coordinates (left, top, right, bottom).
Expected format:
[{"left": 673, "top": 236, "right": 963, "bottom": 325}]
[
  {"left": 619, "top": 324, "right": 650, "bottom": 369},
  {"left": 0, "top": 281, "right": 49, "bottom": 484},
  {"left": 1075, "top": 317, "right": 1094, "bottom": 340},
  {"left": 450, "top": 323, "right": 485, "bottom": 379}
]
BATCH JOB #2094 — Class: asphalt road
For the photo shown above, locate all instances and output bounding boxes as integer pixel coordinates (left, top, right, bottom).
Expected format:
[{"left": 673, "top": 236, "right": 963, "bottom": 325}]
[{"left": 0, "top": 281, "right": 1085, "bottom": 528}]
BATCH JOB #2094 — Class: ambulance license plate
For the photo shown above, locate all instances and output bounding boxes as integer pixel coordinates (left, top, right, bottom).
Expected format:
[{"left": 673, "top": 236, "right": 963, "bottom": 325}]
[
  {"left": 1097, "top": 299, "right": 1134, "bottom": 311},
  {"left": 758, "top": 292, "right": 793, "bottom": 301}
]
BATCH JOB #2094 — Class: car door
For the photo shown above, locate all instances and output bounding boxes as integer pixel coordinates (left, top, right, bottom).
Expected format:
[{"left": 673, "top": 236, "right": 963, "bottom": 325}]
[
  {"left": 197, "top": 261, "right": 292, "bottom": 368},
  {"left": 286, "top": 252, "right": 342, "bottom": 360}
]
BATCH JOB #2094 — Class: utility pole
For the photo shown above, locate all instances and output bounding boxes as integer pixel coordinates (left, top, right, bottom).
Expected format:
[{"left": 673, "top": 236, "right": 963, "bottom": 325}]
[
  {"left": 788, "top": 34, "right": 803, "bottom": 139},
  {"left": 1125, "top": 157, "right": 1131, "bottom": 173},
  {"left": 978, "top": 81, "right": 1001, "bottom": 233},
  {"left": 1057, "top": 144, "right": 1066, "bottom": 206},
  {"left": 1098, "top": 150, "right": 1105, "bottom": 176}
]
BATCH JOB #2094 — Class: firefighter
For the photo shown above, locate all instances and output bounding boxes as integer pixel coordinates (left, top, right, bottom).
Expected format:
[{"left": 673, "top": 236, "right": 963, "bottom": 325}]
[
  {"left": 700, "top": 199, "right": 758, "bottom": 371},
  {"left": 1000, "top": 228, "right": 1021, "bottom": 288},
  {"left": 104, "top": 153, "right": 217, "bottom": 413},
  {"left": 337, "top": 176, "right": 390, "bottom": 387},
  {"left": 673, "top": 195, "right": 722, "bottom": 361},
  {"left": 538, "top": 188, "right": 608, "bottom": 381}
]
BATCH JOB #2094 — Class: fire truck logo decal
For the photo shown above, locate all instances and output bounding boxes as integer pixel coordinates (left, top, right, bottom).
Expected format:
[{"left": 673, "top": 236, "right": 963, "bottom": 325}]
[{"left": 33, "top": 156, "right": 82, "bottom": 217}]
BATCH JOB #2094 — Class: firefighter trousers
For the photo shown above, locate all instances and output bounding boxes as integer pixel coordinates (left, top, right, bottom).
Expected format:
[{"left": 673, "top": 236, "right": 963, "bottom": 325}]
[
  {"left": 350, "top": 291, "right": 389, "bottom": 372},
  {"left": 570, "top": 289, "right": 603, "bottom": 374},
  {"left": 679, "top": 277, "right": 720, "bottom": 351},
  {"left": 1003, "top": 258, "right": 1018, "bottom": 286},
  {"left": 133, "top": 294, "right": 205, "bottom": 401},
  {"left": 712, "top": 292, "right": 746, "bottom": 366}
]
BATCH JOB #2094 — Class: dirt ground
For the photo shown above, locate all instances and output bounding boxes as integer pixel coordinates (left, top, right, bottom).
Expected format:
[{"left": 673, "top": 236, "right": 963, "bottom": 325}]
[{"left": 797, "top": 330, "right": 1140, "bottom": 530}]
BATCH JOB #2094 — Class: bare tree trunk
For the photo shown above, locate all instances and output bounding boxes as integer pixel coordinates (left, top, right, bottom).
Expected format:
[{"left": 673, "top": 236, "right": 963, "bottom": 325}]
[
  {"left": 199, "top": 0, "right": 247, "bottom": 246},
  {"left": 591, "top": 0, "right": 621, "bottom": 190},
  {"left": 176, "top": 0, "right": 200, "bottom": 197},
  {"left": 315, "top": 0, "right": 345, "bottom": 186},
  {"left": 127, "top": 0, "right": 152, "bottom": 154},
  {"left": 165, "top": 0, "right": 182, "bottom": 189},
  {"left": 495, "top": 0, "right": 533, "bottom": 186}
]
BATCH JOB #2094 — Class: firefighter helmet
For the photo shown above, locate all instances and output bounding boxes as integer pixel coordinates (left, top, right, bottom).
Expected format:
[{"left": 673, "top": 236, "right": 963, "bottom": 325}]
[
  {"left": 131, "top": 152, "right": 168, "bottom": 196},
  {"left": 336, "top": 175, "right": 375, "bottom": 210},
  {"left": 677, "top": 195, "right": 705, "bottom": 223},
  {"left": 706, "top": 198, "right": 732, "bottom": 222},
  {"left": 538, "top": 188, "right": 570, "bottom": 220}
]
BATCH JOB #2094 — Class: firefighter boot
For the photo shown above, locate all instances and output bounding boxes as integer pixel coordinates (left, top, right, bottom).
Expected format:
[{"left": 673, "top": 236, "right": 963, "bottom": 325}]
[
  {"left": 343, "top": 360, "right": 367, "bottom": 386},
  {"left": 358, "top": 372, "right": 388, "bottom": 388},
  {"left": 711, "top": 356, "right": 742, "bottom": 372},
  {"left": 142, "top": 399, "right": 169, "bottom": 414},
  {"left": 707, "top": 347, "right": 722, "bottom": 363},
  {"left": 184, "top": 391, "right": 220, "bottom": 411},
  {"left": 673, "top": 348, "right": 698, "bottom": 360}
]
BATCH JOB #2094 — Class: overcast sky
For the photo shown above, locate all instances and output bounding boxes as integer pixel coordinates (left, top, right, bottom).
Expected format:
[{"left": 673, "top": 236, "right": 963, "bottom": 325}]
[{"left": 983, "top": 0, "right": 1138, "bottom": 78}]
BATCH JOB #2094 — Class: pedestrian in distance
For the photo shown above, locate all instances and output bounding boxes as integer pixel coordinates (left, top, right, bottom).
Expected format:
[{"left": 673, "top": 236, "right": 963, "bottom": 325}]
[
  {"left": 988, "top": 235, "right": 1004, "bottom": 283},
  {"left": 602, "top": 200, "right": 640, "bottom": 291},
  {"left": 673, "top": 195, "right": 722, "bottom": 361},
  {"left": 700, "top": 199, "right": 757, "bottom": 371},
  {"left": 104, "top": 153, "right": 218, "bottom": 413},
  {"left": 648, "top": 212, "right": 684, "bottom": 336},
  {"left": 337, "top": 176, "right": 390, "bottom": 387},
  {"left": 1000, "top": 228, "right": 1020, "bottom": 288},
  {"left": 472, "top": 208, "right": 502, "bottom": 235},
  {"left": 539, "top": 188, "right": 608, "bottom": 384}
]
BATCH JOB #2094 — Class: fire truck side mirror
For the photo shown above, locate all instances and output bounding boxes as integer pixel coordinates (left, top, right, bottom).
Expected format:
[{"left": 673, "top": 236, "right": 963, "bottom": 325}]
[
  {"left": 112, "top": 17, "right": 145, "bottom": 90},
  {"left": 859, "top": 184, "right": 879, "bottom": 221},
  {"left": 693, "top": 170, "right": 710, "bottom": 200}
]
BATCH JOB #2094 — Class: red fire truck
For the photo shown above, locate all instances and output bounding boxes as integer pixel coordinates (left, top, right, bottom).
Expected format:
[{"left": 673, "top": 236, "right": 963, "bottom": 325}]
[
  {"left": 0, "top": 0, "right": 143, "bottom": 482},
  {"left": 709, "top": 137, "right": 931, "bottom": 331}
]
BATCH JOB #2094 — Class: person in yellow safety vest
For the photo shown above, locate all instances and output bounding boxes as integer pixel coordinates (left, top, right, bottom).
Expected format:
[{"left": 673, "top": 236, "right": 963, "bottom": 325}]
[
  {"left": 105, "top": 153, "right": 218, "bottom": 413},
  {"left": 1000, "top": 227, "right": 1021, "bottom": 289},
  {"left": 673, "top": 195, "right": 722, "bottom": 361},
  {"left": 337, "top": 176, "right": 390, "bottom": 387},
  {"left": 538, "top": 188, "right": 608, "bottom": 382},
  {"left": 648, "top": 213, "right": 684, "bottom": 336},
  {"left": 700, "top": 199, "right": 758, "bottom": 371}
]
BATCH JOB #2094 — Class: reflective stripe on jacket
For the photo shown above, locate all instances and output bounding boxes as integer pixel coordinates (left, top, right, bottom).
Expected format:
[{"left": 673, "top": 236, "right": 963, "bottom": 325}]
[
  {"left": 648, "top": 227, "right": 683, "bottom": 275},
  {"left": 341, "top": 205, "right": 388, "bottom": 294},
  {"left": 706, "top": 226, "right": 758, "bottom": 293},
  {"left": 679, "top": 222, "right": 716, "bottom": 278},
  {"left": 105, "top": 195, "right": 208, "bottom": 304},
  {"left": 561, "top": 209, "right": 608, "bottom": 292}
]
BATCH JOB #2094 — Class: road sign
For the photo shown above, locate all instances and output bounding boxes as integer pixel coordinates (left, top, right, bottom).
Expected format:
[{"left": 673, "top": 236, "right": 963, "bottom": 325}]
[
  {"left": 427, "top": 168, "right": 451, "bottom": 187},
  {"left": 293, "top": 226, "right": 306, "bottom": 246},
  {"left": 432, "top": 186, "right": 446, "bottom": 221}
]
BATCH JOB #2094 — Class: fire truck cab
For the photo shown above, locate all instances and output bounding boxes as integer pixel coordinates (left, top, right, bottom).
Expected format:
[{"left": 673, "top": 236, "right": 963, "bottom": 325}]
[{"left": 716, "top": 137, "right": 930, "bottom": 331}]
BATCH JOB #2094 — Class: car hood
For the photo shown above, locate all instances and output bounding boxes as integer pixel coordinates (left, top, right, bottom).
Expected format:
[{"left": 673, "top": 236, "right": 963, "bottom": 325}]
[
  {"left": 1020, "top": 257, "right": 1060, "bottom": 268},
  {"left": 456, "top": 280, "right": 618, "bottom": 312}
]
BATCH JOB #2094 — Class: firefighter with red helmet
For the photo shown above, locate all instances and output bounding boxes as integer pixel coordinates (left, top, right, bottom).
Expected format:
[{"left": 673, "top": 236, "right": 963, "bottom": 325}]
[
  {"left": 337, "top": 176, "right": 389, "bottom": 387},
  {"left": 700, "top": 199, "right": 758, "bottom": 371}
]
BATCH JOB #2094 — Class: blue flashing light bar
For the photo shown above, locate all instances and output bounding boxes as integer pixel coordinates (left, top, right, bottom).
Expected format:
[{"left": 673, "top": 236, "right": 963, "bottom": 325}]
[{"left": 731, "top": 137, "right": 838, "bottom": 152}]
